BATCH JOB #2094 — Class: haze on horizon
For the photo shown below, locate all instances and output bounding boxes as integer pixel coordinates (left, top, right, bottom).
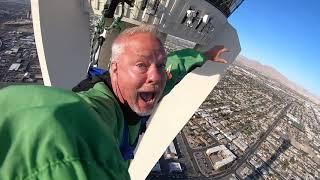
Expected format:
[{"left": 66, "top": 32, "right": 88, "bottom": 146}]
[{"left": 229, "top": 0, "right": 320, "bottom": 97}]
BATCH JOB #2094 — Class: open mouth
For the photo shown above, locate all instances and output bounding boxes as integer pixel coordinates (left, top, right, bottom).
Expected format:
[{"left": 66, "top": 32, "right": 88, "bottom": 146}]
[{"left": 139, "top": 92, "right": 156, "bottom": 103}]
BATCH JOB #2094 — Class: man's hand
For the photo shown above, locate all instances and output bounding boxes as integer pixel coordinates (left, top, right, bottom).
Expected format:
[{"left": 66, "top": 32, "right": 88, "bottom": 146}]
[{"left": 204, "top": 45, "right": 229, "bottom": 64}]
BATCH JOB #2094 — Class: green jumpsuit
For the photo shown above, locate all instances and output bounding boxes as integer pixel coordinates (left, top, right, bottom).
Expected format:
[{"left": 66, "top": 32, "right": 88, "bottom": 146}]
[{"left": 0, "top": 49, "right": 206, "bottom": 180}]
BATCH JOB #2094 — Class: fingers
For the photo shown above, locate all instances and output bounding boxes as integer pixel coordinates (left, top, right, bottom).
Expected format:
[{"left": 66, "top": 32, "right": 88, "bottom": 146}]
[
  {"left": 204, "top": 45, "right": 230, "bottom": 64},
  {"left": 218, "top": 48, "right": 230, "bottom": 54},
  {"left": 212, "top": 58, "right": 228, "bottom": 64},
  {"left": 213, "top": 47, "right": 229, "bottom": 64},
  {"left": 166, "top": 64, "right": 173, "bottom": 80}
]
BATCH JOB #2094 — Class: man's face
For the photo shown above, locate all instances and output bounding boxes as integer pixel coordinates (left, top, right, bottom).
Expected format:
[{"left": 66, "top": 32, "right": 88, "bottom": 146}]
[{"left": 111, "top": 33, "right": 167, "bottom": 116}]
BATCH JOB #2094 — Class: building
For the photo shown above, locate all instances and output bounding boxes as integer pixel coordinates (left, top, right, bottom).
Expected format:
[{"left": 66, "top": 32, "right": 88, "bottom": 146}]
[
  {"left": 222, "top": 131, "right": 237, "bottom": 141},
  {"left": 232, "top": 138, "right": 248, "bottom": 152},
  {"left": 206, "top": 145, "right": 236, "bottom": 170},
  {"left": 286, "top": 113, "right": 300, "bottom": 124},
  {"left": 151, "top": 162, "right": 161, "bottom": 173},
  {"left": 208, "top": 129, "right": 220, "bottom": 136},
  {"left": 164, "top": 142, "right": 178, "bottom": 160},
  {"left": 11, "top": 46, "right": 20, "bottom": 54},
  {"left": 168, "top": 162, "right": 182, "bottom": 173},
  {"left": 8, "top": 63, "right": 21, "bottom": 71},
  {"left": 34, "top": 74, "right": 43, "bottom": 80}
]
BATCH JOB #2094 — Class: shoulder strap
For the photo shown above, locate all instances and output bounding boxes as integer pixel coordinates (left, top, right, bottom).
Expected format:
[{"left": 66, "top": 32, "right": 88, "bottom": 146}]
[
  {"left": 120, "top": 119, "right": 135, "bottom": 160},
  {"left": 119, "top": 116, "right": 149, "bottom": 161},
  {"left": 72, "top": 67, "right": 109, "bottom": 92}
]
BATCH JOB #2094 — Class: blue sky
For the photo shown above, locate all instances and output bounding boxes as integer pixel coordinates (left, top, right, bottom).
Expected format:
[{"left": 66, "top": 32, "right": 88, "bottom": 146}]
[{"left": 229, "top": 0, "right": 320, "bottom": 96}]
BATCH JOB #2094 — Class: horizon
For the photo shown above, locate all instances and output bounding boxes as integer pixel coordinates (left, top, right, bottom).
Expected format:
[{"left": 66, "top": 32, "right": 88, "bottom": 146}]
[
  {"left": 229, "top": 0, "right": 320, "bottom": 97},
  {"left": 235, "top": 54, "right": 320, "bottom": 100}
]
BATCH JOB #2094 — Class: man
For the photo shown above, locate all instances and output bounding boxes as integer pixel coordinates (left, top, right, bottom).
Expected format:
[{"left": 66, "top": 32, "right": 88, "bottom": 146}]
[{"left": 0, "top": 25, "right": 227, "bottom": 179}]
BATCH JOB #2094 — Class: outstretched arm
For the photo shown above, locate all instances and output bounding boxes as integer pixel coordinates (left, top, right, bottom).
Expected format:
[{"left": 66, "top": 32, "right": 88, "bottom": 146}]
[{"left": 163, "top": 46, "right": 229, "bottom": 95}]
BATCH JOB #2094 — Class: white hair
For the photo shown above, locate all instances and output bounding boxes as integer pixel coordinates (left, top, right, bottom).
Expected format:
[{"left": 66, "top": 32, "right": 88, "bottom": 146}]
[{"left": 110, "top": 24, "right": 159, "bottom": 64}]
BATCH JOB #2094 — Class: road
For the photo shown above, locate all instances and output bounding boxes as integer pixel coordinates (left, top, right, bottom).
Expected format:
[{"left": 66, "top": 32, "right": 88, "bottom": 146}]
[
  {"left": 172, "top": 102, "right": 290, "bottom": 179},
  {"left": 209, "top": 103, "right": 291, "bottom": 179}
]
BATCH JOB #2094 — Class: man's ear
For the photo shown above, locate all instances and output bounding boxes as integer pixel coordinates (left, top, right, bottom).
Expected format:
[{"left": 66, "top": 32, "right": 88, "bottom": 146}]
[{"left": 110, "top": 61, "right": 118, "bottom": 75}]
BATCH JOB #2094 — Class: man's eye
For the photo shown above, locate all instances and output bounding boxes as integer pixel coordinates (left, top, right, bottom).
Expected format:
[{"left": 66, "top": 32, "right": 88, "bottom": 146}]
[
  {"left": 136, "top": 63, "right": 148, "bottom": 72},
  {"left": 157, "top": 64, "right": 166, "bottom": 71},
  {"left": 137, "top": 63, "right": 147, "bottom": 68}
]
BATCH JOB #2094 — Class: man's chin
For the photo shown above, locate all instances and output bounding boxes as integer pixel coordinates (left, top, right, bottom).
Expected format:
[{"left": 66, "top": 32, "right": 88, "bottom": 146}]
[
  {"left": 131, "top": 105, "right": 154, "bottom": 116},
  {"left": 136, "top": 111, "right": 153, "bottom": 117}
]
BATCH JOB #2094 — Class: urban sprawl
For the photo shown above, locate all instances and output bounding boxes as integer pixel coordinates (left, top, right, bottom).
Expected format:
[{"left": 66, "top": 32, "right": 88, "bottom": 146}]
[{"left": 0, "top": 1, "right": 42, "bottom": 84}]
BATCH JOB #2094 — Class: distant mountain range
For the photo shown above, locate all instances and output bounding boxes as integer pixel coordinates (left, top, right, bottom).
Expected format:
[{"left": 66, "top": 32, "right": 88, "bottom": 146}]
[{"left": 235, "top": 55, "right": 320, "bottom": 105}]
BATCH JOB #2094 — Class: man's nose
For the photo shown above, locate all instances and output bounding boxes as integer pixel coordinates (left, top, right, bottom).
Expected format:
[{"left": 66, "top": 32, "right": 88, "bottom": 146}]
[{"left": 146, "top": 65, "right": 163, "bottom": 85}]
